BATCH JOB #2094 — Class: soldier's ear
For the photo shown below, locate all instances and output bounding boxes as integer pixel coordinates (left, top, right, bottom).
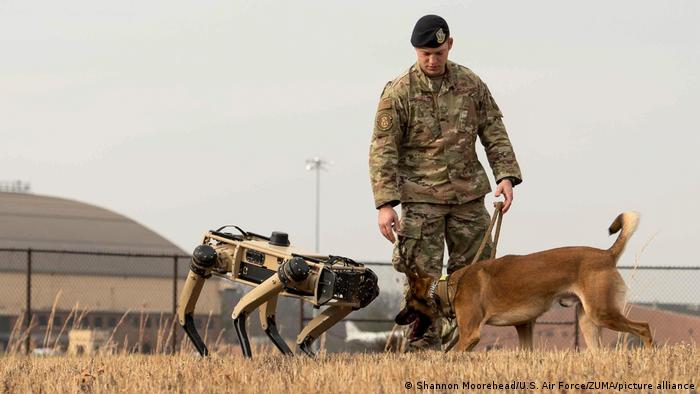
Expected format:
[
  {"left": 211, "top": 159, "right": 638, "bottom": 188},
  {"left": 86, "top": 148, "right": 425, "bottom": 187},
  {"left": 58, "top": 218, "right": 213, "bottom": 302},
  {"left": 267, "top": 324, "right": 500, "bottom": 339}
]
[{"left": 447, "top": 37, "right": 454, "bottom": 50}]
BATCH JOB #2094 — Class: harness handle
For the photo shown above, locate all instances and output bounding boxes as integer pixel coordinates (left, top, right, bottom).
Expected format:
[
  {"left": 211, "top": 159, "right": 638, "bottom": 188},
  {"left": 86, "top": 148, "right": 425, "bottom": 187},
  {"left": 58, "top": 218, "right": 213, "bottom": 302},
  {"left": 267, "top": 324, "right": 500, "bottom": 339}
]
[{"left": 471, "top": 201, "right": 505, "bottom": 265}]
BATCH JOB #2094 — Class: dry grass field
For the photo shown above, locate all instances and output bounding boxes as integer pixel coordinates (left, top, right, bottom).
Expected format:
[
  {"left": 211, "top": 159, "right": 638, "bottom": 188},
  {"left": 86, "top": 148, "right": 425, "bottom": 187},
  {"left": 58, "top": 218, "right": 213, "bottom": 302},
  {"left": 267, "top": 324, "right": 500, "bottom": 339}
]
[{"left": 1, "top": 345, "right": 697, "bottom": 393}]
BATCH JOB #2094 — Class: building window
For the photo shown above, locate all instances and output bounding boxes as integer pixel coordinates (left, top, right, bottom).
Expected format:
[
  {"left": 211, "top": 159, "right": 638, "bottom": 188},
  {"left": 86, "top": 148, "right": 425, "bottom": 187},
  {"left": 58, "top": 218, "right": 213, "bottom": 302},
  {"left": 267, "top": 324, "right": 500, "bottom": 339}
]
[
  {"left": 38, "top": 314, "right": 47, "bottom": 327},
  {"left": 53, "top": 316, "right": 62, "bottom": 327},
  {"left": 108, "top": 317, "right": 117, "bottom": 327},
  {"left": 94, "top": 316, "right": 103, "bottom": 328},
  {"left": 0, "top": 316, "right": 11, "bottom": 332}
]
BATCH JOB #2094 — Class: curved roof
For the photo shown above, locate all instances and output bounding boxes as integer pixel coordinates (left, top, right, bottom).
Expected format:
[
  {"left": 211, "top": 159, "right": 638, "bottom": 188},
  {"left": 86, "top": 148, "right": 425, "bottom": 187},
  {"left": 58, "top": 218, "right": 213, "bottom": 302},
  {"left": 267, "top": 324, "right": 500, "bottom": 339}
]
[{"left": 0, "top": 192, "right": 185, "bottom": 255}]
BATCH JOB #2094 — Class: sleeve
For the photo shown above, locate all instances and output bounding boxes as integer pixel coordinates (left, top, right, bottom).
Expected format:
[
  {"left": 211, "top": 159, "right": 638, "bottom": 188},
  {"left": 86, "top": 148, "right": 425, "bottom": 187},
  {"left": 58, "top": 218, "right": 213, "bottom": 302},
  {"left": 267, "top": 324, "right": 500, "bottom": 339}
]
[
  {"left": 369, "top": 83, "right": 405, "bottom": 209},
  {"left": 476, "top": 81, "right": 523, "bottom": 186}
]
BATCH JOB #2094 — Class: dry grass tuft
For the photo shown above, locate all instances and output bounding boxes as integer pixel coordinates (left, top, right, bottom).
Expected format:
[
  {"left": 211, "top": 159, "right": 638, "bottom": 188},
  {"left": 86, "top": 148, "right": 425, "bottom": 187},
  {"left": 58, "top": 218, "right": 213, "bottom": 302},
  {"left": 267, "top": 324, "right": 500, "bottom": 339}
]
[{"left": 0, "top": 345, "right": 697, "bottom": 393}]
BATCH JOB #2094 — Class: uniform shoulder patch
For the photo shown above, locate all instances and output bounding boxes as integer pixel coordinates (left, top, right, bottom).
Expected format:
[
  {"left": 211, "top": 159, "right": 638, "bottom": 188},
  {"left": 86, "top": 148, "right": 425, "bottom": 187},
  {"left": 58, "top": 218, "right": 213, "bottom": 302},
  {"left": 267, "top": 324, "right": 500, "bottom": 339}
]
[
  {"left": 389, "top": 69, "right": 411, "bottom": 87},
  {"left": 376, "top": 112, "right": 393, "bottom": 131},
  {"left": 378, "top": 99, "right": 392, "bottom": 110}
]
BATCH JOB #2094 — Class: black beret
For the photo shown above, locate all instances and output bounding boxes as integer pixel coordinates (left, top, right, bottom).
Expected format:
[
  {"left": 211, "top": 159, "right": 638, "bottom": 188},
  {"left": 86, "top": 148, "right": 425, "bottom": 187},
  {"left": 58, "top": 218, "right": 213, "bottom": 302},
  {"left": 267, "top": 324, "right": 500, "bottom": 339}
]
[{"left": 411, "top": 15, "right": 450, "bottom": 48}]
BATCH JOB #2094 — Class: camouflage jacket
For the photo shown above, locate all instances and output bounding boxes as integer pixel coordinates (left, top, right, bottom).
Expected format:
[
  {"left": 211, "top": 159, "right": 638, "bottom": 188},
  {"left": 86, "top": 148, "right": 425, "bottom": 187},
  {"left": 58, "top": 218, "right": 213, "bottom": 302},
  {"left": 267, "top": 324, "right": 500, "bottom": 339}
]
[{"left": 369, "top": 61, "right": 522, "bottom": 209}]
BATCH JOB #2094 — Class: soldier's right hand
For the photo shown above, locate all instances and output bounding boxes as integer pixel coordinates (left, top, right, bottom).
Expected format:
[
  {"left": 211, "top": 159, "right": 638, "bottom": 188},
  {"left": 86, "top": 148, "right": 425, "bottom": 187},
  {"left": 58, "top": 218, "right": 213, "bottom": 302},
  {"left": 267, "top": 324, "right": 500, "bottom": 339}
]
[{"left": 378, "top": 205, "right": 401, "bottom": 243}]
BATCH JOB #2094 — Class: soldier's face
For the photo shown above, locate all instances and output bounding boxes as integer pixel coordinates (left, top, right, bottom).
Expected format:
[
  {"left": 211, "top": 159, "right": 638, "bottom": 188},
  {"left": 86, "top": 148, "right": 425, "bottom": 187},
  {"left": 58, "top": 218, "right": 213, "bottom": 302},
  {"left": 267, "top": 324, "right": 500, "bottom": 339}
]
[{"left": 415, "top": 38, "right": 453, "bottom": 77}]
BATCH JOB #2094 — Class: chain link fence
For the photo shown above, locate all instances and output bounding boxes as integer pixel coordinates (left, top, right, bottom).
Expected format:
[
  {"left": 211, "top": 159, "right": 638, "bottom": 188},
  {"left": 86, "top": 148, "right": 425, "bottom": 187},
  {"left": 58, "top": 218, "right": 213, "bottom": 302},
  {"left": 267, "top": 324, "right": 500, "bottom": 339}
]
[
  {"left": 0, "top": 248, "right": 225, "bottom": 355},
  {"left": 1, "top": 249, "right": 698, "bottom": 354}
]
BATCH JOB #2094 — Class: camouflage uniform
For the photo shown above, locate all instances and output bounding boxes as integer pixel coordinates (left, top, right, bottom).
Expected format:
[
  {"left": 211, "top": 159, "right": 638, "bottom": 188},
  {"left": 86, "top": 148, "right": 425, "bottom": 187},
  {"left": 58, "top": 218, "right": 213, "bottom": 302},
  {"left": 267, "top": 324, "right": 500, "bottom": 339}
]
[{"left": 369, "top": 61, "right": 522, "bottom": 350}]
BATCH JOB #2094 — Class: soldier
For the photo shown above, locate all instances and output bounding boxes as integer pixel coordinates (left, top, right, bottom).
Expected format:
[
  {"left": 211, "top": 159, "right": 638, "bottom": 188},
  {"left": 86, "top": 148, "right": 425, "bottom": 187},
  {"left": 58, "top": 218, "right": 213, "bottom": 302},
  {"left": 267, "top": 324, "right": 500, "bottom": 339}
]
[{"left": 369, "top": 15, "right": 522, "bottom": 350}]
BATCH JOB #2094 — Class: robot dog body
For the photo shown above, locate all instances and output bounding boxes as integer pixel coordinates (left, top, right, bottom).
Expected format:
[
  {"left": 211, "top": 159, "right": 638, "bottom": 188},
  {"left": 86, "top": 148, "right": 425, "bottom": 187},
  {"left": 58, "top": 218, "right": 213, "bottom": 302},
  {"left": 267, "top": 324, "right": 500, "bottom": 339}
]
[{"left": 177, "top": 226, "right": 379, "bottom": 357}]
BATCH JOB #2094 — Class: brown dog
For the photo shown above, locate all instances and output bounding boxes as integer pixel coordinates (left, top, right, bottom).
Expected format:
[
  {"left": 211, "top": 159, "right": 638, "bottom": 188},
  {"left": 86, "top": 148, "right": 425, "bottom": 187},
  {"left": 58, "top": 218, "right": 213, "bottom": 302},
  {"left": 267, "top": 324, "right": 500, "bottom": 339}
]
[{"left": 395, "top": 212, "right": 653, "bottom": 351}]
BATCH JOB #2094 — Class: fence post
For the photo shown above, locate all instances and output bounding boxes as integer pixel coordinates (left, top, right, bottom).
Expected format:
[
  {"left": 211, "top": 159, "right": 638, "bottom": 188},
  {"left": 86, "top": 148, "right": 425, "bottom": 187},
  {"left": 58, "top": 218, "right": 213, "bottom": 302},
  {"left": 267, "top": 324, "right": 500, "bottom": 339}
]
[
  {"left": 172, "top": 255, "right": 178, "bottom": 354},
  {"left": 573, "top": 307, "right": 579, "bottom": 350},
  {"left": 25, "top": 248, "right": 32, "bottom": 355}
]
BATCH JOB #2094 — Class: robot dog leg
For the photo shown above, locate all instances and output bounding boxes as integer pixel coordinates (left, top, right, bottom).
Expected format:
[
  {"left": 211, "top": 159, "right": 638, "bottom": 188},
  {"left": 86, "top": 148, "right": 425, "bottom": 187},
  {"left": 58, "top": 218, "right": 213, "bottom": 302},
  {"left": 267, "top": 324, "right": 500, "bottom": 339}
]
[
  {"left": 177, "top": 245, "right": 218, "bottom": 356},
  {"left": 259, "top": 296, "right": 293, "bottom": 355},
  {"left": 231, "top": 274, "right": 285, "bottom": 357},
  {"left": 296, "top": 305, "right": 353, "bottom": 357},
  {"left": 231, "top": 255, "right": 314, "bottom": 357}
]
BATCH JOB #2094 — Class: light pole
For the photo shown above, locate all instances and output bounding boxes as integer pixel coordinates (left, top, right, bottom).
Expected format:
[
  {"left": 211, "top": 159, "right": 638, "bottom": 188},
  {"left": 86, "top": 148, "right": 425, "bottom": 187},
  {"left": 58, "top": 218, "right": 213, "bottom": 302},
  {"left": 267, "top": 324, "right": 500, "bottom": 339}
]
[
  {"left": 305, "top": 157, "right": 330, "bottom": 352},
  {"left": 305, "top": 157, "right": 329, "bottom": 252}
]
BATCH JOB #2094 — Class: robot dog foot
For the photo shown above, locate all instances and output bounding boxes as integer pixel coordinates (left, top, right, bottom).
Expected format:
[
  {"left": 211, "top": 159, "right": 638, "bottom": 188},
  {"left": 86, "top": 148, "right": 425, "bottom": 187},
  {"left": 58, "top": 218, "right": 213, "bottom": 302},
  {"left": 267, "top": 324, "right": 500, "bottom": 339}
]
[
  {"left": 263, "top": 317, "right": 294, "bottom": 355},
  {"left": 182, "top": 314, "right": 209, "bottom": 356},
  {"left": 298, "top": 337, "right": 317, "bottom": 358}
]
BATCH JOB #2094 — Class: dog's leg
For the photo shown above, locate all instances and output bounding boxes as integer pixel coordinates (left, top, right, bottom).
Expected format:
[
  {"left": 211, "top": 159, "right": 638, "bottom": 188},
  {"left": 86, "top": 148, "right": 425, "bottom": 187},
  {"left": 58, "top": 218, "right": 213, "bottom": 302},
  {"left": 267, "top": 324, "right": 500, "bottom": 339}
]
[
  {"left": 452, "top": 329, "right": 481, "bottom": 352},
  {"left": 582, "top": 273, "right": 653, "bottom": 348},
  {"left": 596, "top": 313, "right": 653, "bottom": 348},
  {"left": 576, "top": 303, "right": 602, "bottom": 349},
  {"left": 515, "top": 322, "right": 534, "bottom": 350},
  {"left": 452, "top": 314, "right": 484, "bottom": 352},
  {"left": 450, "top": 281, "right": 486, "bottom": 352}
]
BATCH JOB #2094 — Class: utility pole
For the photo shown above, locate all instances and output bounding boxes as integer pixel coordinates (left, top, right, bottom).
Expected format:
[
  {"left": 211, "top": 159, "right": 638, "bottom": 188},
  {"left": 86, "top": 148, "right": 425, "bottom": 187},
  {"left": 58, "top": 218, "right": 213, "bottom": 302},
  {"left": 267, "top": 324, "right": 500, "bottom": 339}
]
[{"left": 305, "top": 157, "right": 330, "bottom": 252}]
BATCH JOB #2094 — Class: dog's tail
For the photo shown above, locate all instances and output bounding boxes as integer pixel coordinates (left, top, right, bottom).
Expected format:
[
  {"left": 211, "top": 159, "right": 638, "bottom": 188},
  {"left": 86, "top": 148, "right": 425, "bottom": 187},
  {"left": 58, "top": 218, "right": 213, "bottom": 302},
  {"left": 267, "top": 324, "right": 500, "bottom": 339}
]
[{"left": 607, "top": 211, "right": 640, "bottom": 263}]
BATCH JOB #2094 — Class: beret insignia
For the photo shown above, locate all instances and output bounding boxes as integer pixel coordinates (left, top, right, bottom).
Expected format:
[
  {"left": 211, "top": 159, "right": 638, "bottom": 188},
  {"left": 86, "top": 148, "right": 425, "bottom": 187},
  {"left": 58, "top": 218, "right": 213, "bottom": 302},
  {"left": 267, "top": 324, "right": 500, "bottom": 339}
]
[
  {"left": 376, "top": 112, "right": 393, "bottom": 131},
  {"left": 436, "top": 28, "right": 446, "bottom": 44}
]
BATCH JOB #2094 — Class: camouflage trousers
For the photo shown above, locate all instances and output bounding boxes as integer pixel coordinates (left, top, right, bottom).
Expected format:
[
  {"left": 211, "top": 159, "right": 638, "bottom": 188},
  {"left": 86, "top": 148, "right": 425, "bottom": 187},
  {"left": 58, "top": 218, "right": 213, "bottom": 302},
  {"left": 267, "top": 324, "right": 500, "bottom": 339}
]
[{"left": 392, "top": 198, "right": 492, "bottom": 351}]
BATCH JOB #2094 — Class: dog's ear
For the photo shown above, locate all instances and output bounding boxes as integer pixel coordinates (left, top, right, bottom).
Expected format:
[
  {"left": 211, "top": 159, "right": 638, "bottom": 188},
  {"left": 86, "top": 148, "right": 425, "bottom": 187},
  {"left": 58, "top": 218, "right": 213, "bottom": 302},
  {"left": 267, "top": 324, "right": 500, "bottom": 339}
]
[
  {"left": 406, "top": 275, "right": 433, "bottom": 300},
  {"left": 394, "top": 307, "right": 416, "bottom": 325}
]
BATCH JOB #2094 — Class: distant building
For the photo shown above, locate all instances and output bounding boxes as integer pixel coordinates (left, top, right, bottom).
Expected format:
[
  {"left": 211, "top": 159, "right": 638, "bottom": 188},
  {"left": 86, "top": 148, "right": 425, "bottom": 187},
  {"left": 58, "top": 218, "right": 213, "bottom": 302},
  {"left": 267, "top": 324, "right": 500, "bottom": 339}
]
[
  {"left": 0, "top": 192, "right": 222, "bottom": 353},
  {"left": 67, "top": 329, "right": 111, "bottom": 355}
]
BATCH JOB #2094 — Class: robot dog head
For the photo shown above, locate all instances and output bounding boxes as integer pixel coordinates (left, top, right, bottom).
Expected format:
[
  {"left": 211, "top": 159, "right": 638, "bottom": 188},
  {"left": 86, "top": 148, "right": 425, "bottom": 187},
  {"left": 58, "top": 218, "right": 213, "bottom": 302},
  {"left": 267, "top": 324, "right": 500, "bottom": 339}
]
[{"left": 394, "top": 272, "right": 440, "bottom": 339}]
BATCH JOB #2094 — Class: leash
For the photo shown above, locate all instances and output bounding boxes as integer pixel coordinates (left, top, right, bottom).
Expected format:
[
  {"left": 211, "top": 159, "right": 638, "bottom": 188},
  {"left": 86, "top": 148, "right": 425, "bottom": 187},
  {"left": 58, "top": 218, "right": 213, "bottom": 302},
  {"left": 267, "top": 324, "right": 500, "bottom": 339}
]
[
  {"left": 472, "top": 201, "right": 505, "bottom": 264},
  {"left": 432, "top": 201, "right": 506, "bottom": 318}
]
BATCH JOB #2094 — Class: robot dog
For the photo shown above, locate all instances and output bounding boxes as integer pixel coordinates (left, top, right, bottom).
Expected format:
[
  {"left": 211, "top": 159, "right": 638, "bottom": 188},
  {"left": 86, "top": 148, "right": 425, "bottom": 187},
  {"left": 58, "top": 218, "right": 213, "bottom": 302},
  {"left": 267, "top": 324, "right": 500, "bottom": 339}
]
[{"left": 177, "top": 226, "right": 379, "bottom": 357}]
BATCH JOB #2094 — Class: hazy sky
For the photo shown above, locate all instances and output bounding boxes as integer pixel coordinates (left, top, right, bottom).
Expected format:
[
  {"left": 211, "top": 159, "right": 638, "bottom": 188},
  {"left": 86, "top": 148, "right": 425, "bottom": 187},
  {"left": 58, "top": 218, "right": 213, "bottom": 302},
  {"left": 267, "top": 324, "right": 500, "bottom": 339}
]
[{"left": 2, "top": 0, "right": 698, "bottom": 292}]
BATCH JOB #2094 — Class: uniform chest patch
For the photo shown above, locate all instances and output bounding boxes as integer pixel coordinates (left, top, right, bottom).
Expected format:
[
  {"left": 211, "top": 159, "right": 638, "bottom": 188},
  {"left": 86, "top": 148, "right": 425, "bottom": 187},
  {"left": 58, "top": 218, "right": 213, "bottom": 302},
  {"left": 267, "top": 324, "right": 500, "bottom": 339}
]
[{"left": 376, "top": 112, "right": 393, "bottom": 131}]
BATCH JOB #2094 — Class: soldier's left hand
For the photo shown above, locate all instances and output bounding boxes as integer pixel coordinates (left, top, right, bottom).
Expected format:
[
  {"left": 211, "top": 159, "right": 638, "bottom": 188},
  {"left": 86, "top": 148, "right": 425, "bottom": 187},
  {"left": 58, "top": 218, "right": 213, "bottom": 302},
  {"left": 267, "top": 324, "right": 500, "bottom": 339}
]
[{"left": 494, "top": 179, "right": 514, "bottom": 213}]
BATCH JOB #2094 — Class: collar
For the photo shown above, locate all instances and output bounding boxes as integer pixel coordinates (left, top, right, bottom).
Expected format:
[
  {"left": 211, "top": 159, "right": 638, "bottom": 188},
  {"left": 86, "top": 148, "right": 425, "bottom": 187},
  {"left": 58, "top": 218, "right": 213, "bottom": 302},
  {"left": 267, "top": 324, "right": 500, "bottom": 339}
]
[
  {"left": 411, "top": 60, "right": 457, "bottom": 95},
  {"left": 427, "top": 280, "right": 438, "bottom": 301},
  {"left": 428, "top": 274, "right": 455, "bottom": 318}
]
